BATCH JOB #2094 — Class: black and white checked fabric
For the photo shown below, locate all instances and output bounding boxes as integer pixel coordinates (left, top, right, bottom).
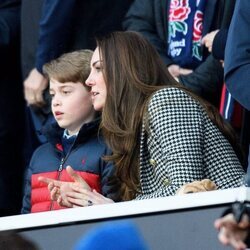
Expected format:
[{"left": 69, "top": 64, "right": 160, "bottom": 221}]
[{"left": 136, "top": 88, "right": 245, "bottom": 200}]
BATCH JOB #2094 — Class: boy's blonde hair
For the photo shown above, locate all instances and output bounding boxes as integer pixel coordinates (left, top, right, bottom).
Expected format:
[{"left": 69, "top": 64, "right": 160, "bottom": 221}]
[{"left": 43, "top": 50, "right": 93, "bottom": 84}]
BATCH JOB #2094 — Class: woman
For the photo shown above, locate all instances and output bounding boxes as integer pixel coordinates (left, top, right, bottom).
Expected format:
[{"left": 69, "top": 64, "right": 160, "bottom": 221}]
[{"left": 40, "top": 31, "right": 244, "bottom": 207}]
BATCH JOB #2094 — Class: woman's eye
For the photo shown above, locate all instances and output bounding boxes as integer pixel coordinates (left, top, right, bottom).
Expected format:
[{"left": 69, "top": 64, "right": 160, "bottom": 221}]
[
  {"left": 62, "top": 91, "right": 71, "bottom": 95},
  {"left": 95, "top": 65, "right": 103, "bottom": 72},
  {"left": 49, "top": 93, "right": 55, "bottom": 98}
]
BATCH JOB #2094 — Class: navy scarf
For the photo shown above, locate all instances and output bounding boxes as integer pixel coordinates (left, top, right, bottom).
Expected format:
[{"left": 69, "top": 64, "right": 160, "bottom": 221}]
[{"left": 168, "top": 0, "right": 206, "bottom": 69}]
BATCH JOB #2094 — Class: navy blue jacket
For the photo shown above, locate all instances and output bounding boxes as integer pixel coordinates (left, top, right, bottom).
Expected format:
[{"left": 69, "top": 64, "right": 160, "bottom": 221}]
[
  {"left": 211, "top": 0, "right": 236, "bottom": 60},
  {"left": 21, "top": 118, "right": 114, "bottom": 213},
  {"left": 224, "top": 0, "right": 250, "bottom": 111},
  {"left": 224, "top": 0, "right": 250, "bottom": 172}
]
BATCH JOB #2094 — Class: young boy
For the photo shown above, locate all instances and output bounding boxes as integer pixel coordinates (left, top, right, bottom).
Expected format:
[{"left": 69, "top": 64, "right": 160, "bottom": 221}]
[{"left": 21, "top": 50, "right": 114, "bottom": 213}]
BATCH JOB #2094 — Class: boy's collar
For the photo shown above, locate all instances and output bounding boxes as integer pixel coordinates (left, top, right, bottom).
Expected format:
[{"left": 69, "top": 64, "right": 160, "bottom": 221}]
[{"left": 63, "top": 129, "right": 79, "bottom": 139}]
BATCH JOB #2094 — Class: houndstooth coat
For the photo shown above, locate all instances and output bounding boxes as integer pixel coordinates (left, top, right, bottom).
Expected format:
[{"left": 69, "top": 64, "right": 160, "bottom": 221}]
[{"left": 136, "top": 88, "right": 245, "bottom": 199}]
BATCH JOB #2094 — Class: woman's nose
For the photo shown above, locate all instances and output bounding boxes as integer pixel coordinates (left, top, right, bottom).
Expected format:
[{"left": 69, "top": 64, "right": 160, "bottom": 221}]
[{"left": 85, "top": 74, "right": 95, "bottom": 86}]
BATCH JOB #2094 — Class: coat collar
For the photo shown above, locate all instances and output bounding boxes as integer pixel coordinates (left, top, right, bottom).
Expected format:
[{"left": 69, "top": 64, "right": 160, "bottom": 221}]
[{"left": 41, "top": 117, "right": 101, "bottom": 149}]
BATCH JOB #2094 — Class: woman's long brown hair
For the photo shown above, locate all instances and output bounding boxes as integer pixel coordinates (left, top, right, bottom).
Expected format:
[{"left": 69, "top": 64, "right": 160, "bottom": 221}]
[{"left": 97, "top": 31, "right": 242, "bottom": 201}]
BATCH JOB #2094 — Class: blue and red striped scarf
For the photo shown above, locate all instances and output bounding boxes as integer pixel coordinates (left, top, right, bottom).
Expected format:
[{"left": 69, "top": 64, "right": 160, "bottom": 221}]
[{"left": 168, "top": 0, "right": 206, "bottom": 69}]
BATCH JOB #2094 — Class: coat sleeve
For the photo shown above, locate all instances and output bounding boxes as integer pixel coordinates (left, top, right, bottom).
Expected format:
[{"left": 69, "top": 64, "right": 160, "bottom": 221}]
[
  {"left": 123, "top": 0, "right": 173, "bottom": 66},
  {"left": 178, "top": 55, "right": 224, "bottom": 105},
  {"left": 21, "top": 165, "right": 33, "bottom": 214},
  {"left": 224, "top": 0, "right": 250, "bottom": 110},
  {"left": 100, "top": 147, "right": 116, "bottom": 199},
  {"left": 35, "top": 0, "right": 76, "bottom": 73},
  {"left": 135, "top": 88, "right": 206, "bottom": 199},
  {"left": 212, "top": 29, "right": 228, "bottom": 60},
  {"left": 0, "top": 2, "right": 20, "bottom": 48}
]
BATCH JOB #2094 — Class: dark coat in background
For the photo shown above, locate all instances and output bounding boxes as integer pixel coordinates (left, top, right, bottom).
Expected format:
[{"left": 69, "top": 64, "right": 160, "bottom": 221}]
[
  {"left": 21, "top": 0, "right": 134, "bottom": 78},
  {"left": 224, "top": 0, "right": 250, "bottom": 110},
  {"left": 123, "top": 0, "right": 228, "bottom": 105},
  {"left": 0, "top": 0, "right": 25, "bottom": 216},
  {"left": 224, "top": 0, "right": 250, "bottom": 172}
]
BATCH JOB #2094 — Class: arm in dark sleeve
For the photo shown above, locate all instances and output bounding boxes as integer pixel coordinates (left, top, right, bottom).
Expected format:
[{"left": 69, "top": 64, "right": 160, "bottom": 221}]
[
  {"left": 245, "top": 206, "right": 250, "bottom": 247},
  {"left": 224, "top": 0, "right": 250, "bottom": 110},
  {"left": 212, "top": 29, "right": 228, "bottom": 60},
  {"left": 100, "top": 147, "right": 116, "bottom": 200},
  {"left": 178, "top": 55, "right": 224, "bottom": 104},
  {"left": 35, "top": 0, "right": 76, "bottom": 73},
  {"left": 21, "top": 166, "right": 32, "bottom": 214},
  {"left": 123, "top": 0, "right": 173, "bottom": 66},
  {"left": 0, "top": 2, "right": 20, "bottom": 48},
  {"left": 100, "top": 160, "right": 115, "bottom": 199}
]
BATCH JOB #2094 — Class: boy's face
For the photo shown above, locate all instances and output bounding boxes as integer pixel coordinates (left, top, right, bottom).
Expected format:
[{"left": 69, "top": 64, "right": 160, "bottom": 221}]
[
  {"left": 85, "top": 47, "right": 107, "bottom": 111},
  {"left": 50, "top": 79, "right": 95, "bottom": 135}
]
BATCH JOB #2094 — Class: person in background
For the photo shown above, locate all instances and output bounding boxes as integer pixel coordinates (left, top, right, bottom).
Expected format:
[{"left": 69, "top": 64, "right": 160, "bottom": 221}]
[
  {"left": 223, "top": 0, "right": 250, "bottom": 174},
  {"left": 215, "top": 191, "right": 250, "bottom": 250},
  {"left": 201, "top": 0, "right": 236, "bottom": 60},
  {"left": 123, "top": 0, "right": 227, "bottom": 106},
  {"left": 0, "top": 231, "right": 38, "bottom": 250},
  {"left": 201, "top": 0, "right": 250, "bottom": 171},
  {"left": 40, "top": 31, "right": 244, "bottom": 208},
  {"left": 203, "top": 0, "right": 250, "bottom": 172},
  {"left": 21, "top": 50, "right": 114, "bottom": 213},
  {"left": 0, "top": 0, "right": 25, "bottom": 216},
  {"left": 214, "top": 1, "right": 250, "bottom": 248},
  {"left": 74, "top": 221, "right": 149, "bottom": 250}
]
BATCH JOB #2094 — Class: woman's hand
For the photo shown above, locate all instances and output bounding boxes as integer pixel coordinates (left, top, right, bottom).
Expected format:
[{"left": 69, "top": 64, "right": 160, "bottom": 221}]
[
  {"left": 64, "top": 187, "right": 114, "bottom": 207},
  {"left": 176, "top": 179, "right": 217, "bottom": 195}
]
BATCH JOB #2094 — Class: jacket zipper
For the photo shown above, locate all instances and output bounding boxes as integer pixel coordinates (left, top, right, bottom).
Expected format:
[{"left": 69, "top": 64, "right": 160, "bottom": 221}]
[
  {"left": 49, "top": 157, "right": 64, "bottom": 211},
  {"left": 49, "top": 137, "right": 78, "bottom": 211}
]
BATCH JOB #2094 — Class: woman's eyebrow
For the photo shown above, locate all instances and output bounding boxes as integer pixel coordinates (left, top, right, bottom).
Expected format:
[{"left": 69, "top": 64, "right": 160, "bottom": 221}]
[{"left": 92, "top": 60, "right": 103, "bottom": 67}]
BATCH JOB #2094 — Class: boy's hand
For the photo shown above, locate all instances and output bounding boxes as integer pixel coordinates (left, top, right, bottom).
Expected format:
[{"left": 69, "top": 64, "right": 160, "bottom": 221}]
[
  {"left": 38, "top": 176, "right": 65, "bottom": 189},
  {"left": 49, "top": 185, "right": 72, "bottom": 207},
  {"left": 38, "top": 177, "right": 73, "bottom": 207},
  {"left": 38, "top": 166, "right": 91, "bottom": 191},
  {"left": 38, "top": 165, "right": 91, "bottom": 207}
]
